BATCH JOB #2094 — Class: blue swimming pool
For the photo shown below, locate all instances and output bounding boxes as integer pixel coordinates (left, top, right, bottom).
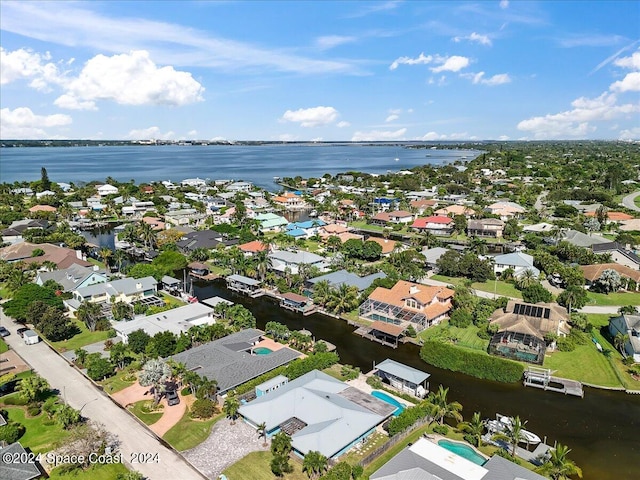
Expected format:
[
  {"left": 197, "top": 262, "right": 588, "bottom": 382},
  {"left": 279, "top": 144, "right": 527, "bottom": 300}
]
[
  {"left": 253, "top": 347, "right": 273, "bottom": 355},
  {"left": 371, "top": 390, "right": 405, "bottom": 416},
  {"left": 438, "top": 439, "right": 486, "bottom": 466}
]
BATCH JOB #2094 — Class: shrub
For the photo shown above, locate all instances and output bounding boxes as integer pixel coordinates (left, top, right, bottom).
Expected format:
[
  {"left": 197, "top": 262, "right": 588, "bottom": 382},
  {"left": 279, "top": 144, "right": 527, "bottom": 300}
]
[
  {"left": 387, "top": 403, "right": 431, "bottom": 436},
  {"left": 27, "top": 404, "right": 41, "bottom": 417},
  {"left": 86, "top": 358, "right": 115, "bottom": 381},
  {"left": 0, "top": 422, "right": 26, "bottom": 443},
  {"left": 420, "top": 340, "right": 524, "bottom": 383},
  {"left": 181, "top": 387, "right": 191, "bottom": 396},
  {"left": 463, "top": 434, "right": 477, "bottom": 445},
  {"left": 495, "top": 448, "right": 521, "bottom": 464},
  {"left": 366, "top": 376, "right": 383, "bottom": 389},
  {"left": 191, "top": 398, "right": 216, "bottom": 419},
  {"left": 449, "top": 309, "right": 473, "bottom": 328},
  {"left": 433, "top": 424, "right": 449, "bottom": 435},
  {"left": 95, "top": 318, "right": 112, "bottom": 331}
]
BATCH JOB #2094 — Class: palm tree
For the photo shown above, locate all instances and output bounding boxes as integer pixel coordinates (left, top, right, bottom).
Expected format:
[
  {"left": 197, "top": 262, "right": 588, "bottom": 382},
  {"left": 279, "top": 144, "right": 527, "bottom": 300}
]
[
  {"left": 254, "top": 250, "right": 270, "bottom": 282},
  {"left": 536, "top": 443, "right": 583, "bottom": 479},
  {"left": 7, "top": 268, "right": 27, "bottom": 292},
  {"left": 18, "top": 374, "right": 50, "bottom": 404},
  {"left": 427, "top": 385, "right": 463, "bottom": 426},
  {"left": 326, "top": 283, "right": 359, "bottom": 315},
  {"left": 223, "top": 394, "right": 240, "bottom": 424},
  {"left": 113, "top": 248, "right": 127, "bottom": 273},
  {"left": 457, "top": 411, "right": 485, "bottom": 447},
  {"left": 196, "top": 376, "right": 218, "bottom": 401},
  {"left": 139, "top": 358, "right": 172, "bottom": 405},
  {"left": 492, "top": 415, "right": 527, "bottom": 456},
  {"left": 517, "top": 269, "right": 537, "bottom": 289},
  {"left": 614, "top": 332, "right": 629, "bottom": 355},
  {"left": 312, "top": 280, "right": 332, "bottom": 308},
  {"left": 302, "top": 450, "right": 328, "bottom": 479},
  {"left": 257, "top": 421, "right": 268, "bottom": 447},
  {"left": 99, "top": 247, "right": 113, "bottom": 269},
  {"left": 138, "top": 221, "right": 157, "bottom": 250},
  {"left": 76, "top": 301, "right": 104, "bottom": 332}
]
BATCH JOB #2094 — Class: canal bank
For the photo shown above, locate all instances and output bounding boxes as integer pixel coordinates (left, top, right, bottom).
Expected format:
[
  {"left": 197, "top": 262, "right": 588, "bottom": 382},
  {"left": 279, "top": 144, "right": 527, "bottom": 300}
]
[{"left": 194, "top": 278, "right": 640, "bottom": 480}]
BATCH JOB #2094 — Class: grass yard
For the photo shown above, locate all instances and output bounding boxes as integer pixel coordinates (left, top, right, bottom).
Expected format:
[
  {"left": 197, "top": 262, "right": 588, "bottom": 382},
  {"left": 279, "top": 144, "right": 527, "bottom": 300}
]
[
  {"left": 322, "top": 364, "right": 350, "bottom": 381},
  {"left": 543, "top": 341, "right": 621, "bottom": 388},
  {"left": 417, "top": 321, "right": 489, "bottom": 352},
  {"left": 4, "top": 406, "right": 71, "bottom": 453},
  {"left": 159, "top": 292, "right": 187, "bottom": 307},
  {"left": 100, "top": 368, "right": 137, "bottom": 394},
  {"left": 0, "top": 338, "right": 8, "bottom": 353},
  {"left": 430, "top": 274, "right": 464, "bottom": 286},
  {"left": 635, "top": 195, "right": 640, "bottom": 209},
  {"left": 340, "top": 431, "right": 388, "bottom": 466},
  {"left": 128, "top": 400, "right": 164, "bottom": 426},
  {"left": 222, "top": 450, "right": 308, "bottom": 480},
  {"left": 586, "top": 290, "right": 640, "bottom": 306},
  {"left": 51, "top": 320, "right": 111, "bottom": 352},
  {"left": 472, "top": 280, "right": 522, "bottom": 299},
  {"left": 349, "top": 220, "right": 385, "bottom": 232},
  {"left": 48, "top": 462, "right": 130, "bottom": 480},
  {"left": 162, "top": 410, "right": 223, "bottom": 451}
]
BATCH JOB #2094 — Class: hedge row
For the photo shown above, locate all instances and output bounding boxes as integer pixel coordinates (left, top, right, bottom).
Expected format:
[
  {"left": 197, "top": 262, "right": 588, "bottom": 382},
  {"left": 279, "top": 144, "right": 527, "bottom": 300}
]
[
  {"left": 387, "top": 403, "right": 431, "bottom": 436},
  {"left": 420, "top": 340, "right": 524, "bottom": 383},
  {"left": 235, "top": 352, "right": 340, "bottom": 395}
]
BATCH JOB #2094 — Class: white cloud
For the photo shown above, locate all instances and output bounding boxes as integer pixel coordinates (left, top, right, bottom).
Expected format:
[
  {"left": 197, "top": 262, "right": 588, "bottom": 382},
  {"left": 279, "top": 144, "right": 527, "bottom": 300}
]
[
  {"left": 385, "top": 114, "right": 400, "bottom": 122},
  {"left": 336, "top": 121, "right": 351, "bottom": 128},
  {"left": 453, "top": 32, "right": 492, "bottom": 46},
  {"left": 464, "top": 71, "right": 511, "bottom": 85},
  {"left": 418, "top": 131, "right": 472, "bottom": 141},
  {"left": 55, "top": 50, "right": 204, "bottom": 110},
  {"left": 187, "top": 130, "right": 198, "bottom": 137},
  {"left": 0, "top": 2, "right": 362, "bottom": 75},
  {"left": 127, "top": 126, "right": 175, "bottom": 140},
  {"left": 0, "top": 107, "right": 72, "bottom": 139},
  {"left": 430, "top": 56, "right": 470, "bottom": 73},
  {"left": 498, "top": 135, "right": 510, "bottom": 140},
  {"left": 348, "top": 0, "right": 402, "bottom": 18},
  {"left": 558, "top": 34, "right": 624, "bottom": 48},
  {"left": 281, "top": 106, "right": 340, "bottom": 127},
  {"left": 500, "top": 0, "right": 509, "bottom": 9},
  {"left": 278, "top": 134, "right": 298, "bottom": 142},
  {"left": 311, "top": 137, "right": 324, "bottom": 142},
  {"left": 618, "top": 127, "right": 640, "bottom": 140},
  {"left": 315, "top": 35, "right": 356, "bottom": 50},
  {"left": 390, "top": 53, "right": 433, "bottom": 70},
  {"left": 517, "top": 92, "right": 639, "bottom": 139},
  {"left": 610, "top": 72, "right": 640, "bottom": 92},
  {"left": 0, "top": 47, "right": 63, "bottom": 89},
  {"left": 351, "top": 128, "right": 406, "bottom": 142},
  {"left": 614, "top": 51, "right": 640, "bottom": 70}
]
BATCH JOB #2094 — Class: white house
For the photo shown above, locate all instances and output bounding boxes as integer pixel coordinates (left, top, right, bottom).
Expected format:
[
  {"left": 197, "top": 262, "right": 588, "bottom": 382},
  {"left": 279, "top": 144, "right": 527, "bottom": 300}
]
[
  {"left": 493, "top": 252, "right": 540, "bottom": 278},
  {"left": 72, "top": 276, "right": 158, "bottom": 306},
  {"left": 96, "top": 184, "right": 119, "bottom": 197}
]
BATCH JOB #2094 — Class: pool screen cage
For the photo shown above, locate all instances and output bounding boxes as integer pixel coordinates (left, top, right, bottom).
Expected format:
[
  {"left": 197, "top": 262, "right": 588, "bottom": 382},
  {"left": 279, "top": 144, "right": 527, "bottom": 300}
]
[
  {"left": 489, "top": 331, "right": 545, "bottom": 364},
  {"left": 358, "top": 299, "right": 428, "bottom": 329}
]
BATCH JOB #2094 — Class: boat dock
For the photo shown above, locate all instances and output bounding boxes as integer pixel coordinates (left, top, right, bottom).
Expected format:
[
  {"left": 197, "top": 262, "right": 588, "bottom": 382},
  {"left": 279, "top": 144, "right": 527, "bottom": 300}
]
[
  {"left": 353, "top": 326, "right": 398, "bottom": 348},
  {"left": 481, "top": 434, "right": 552, "bottom": 465},
  {"left": 523, "top": 367, "right": 584, "bottom": 398}
]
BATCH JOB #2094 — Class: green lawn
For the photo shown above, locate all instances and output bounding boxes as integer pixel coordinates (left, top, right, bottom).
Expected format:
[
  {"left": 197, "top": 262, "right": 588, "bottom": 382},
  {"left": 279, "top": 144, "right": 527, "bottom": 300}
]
[
  {"left": 159, "top": 292, "right": 187, "bottom": 307},
  {"left": 51, "top": 320, "right": 111, "bottom": 352},
  {"left": 128, "top": 400, "right": 164, "bottom": 426},
  {"left": 100, "top": 368, "right": 137, "bottom": 394},
  {"left": 543, "top": 341, "right": 621, "bottom": 388},
  {"left": 635, "top": 195, "right": 640, "bottom": 209},
  {"left": 48, "top": 462, "right": 130, "bottom": 480},
  {"left": 0, "top": 338, "right": 8, "bottom": 353},
  {"left": 3, "top": 406, "right": 71, "bottom": 453},
  {"left": 162, "top": 409, "right": 223, "bottom": 451},
  {"left": 223, "top": 450, "right": 308, "bottom": 480},
  {"left": 431, "top": 275, "right": 522, "bottom": 299},
  {"left": 349, "top": 220, "right": 385, "bottom": 232},
  {"left": 586, "top": 290, "right": 640, "bottom": 306},
  {"left": 87, "top": 258, "right": 106, "bottom": 269},
  {"left": 417, "top": 322, "right": 489, "bottom": 351}
]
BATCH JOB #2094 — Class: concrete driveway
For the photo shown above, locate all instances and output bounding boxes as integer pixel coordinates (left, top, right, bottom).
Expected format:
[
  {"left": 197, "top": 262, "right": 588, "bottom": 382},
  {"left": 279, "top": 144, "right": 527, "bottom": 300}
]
[{"left": 0, "top": 307, "right": 205, "bottom": 480}]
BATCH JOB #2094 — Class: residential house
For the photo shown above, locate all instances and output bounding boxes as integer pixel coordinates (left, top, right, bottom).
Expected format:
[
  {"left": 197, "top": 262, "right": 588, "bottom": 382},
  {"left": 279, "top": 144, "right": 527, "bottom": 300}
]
[
  {"left": 255, "top": 212, "right": 288, "bottom": 232},
  {"left": 0, "top": 442, "right": 42, "bottom": 480},
  {"left": 585, "top": 210, "right": 634, "bottom": 224},
  {"left": 488, "top": 300, "right": 570, "bottom": 364},
  {"left": 1, "top": 219, "right": 50, "bottom": 244},
  {"left": 370, "top": 438, "right": 547, "bottom": 480},
  {"left": 141, "top": 216, "right": 165, "bottom": 231},
  {"left": 373, "top": 359, "right": 430, "bottom": 397},
  {"left": 591, "top": 242, "right": 640, "bottom": 270},
  {"left": 28, "top": 204, "right": 57, "bottom": 214},
  {"left": 411, "top": 216, "right": 454, "bottom": 236},
  {"left": 306, "top": 269, "right": 386, "bottom": 294},
  {"left": 485, "top": 201, "right": 525, "bottom": 220},
  {"left": 367, "top": 237, "right": 398, "bottom": 256},
  {"left": 36, "top": 264, "right": 106, "bottom": 292},
  {"left": 359, "top": 280, "right": 454, "bottom": 331},
  {"left": 434, "top": 204, "right": 474, "bottom": 218},
  {"left": 226, "top": 181, "right": 253, "bottom": 193},
  {"left": 579, "top": 263, "right": 640, "bottom": 290},
  {"left": 561, "top": 229, "right": 610, "bottom": 248},
  {"left": 608, "top": 314, "right": 640, "bottom": 362},
  {"left": 370, "top": 211, "right": 392, "bottom": 226},
  {"left": 238, "top": 240, "right": 269, "bottom": 256},
  {"left": 170, "top": 328, "right": 302, "bottom": 394},
  {"left": 226, "top": 274, "right": 263, "bottom": 297},
  {"left": 238, "top": 370, "right": 395, "bottom": 459},
  {"left": 279, "top": 292, "right": 315, "bottom": 314},
  {"left": 176, "top": 230, "right": 238, "bottom": 254},
  {"left": 181, "top": 178, "right": 207, "bottom": 189},
  {"left": 421, "top": 247, "right": 452, "bottom": 271},
  {"left": 0, "top": 242, "right": 92, "bottom": 269},
  {"left": 121, "top": 201, "right": 156, "bottom": 218},
  {"left": 467, "top": 218, "right": 505, "bottom": 238},
  {"left": 273, "top": 192, "right": 306, "bottom": 210},
  {"left": 268, "top": 249, "right": 328, "bottom": 275},
  {"left": 409, "top": 199, "right": 437, "bottom": 215},
  {"left": 620, "top": 218, "right": 640, "bottom": 232},
  {"left": 114, "top": 303, "right": 215, "bottom": 344},
  {"left": 96, "top": 184, "right": 118, "bottom": 196},
  {"left": 387, "top": 210, "right": 414, "bottom": 224},
  {"left": 71, "top": 276, "right": 158, "bottom": 307},
  {"left": 522, "top": 222, "right": 555, "bottom": 233},
  {"left": 164, "top": 208, "right": 206, "bottom": 227},
  {"left": 493, "top": 252, "right": 540, "bottom": 278},
  {"left": 286, "top": 219, "right": 327, "bottom": 239}
]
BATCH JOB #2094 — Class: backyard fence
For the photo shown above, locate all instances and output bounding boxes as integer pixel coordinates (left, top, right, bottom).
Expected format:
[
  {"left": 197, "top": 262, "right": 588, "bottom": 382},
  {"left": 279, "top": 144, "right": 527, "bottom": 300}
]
[{"left": 358, "top": 416, "right": 431, "bottom": 467}]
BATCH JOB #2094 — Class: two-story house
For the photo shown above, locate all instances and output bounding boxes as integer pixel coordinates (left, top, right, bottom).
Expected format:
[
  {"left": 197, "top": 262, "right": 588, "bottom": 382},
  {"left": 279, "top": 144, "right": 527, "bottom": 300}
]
[{"left": 411, "top": 216, "right": 454, "bottom": 235}]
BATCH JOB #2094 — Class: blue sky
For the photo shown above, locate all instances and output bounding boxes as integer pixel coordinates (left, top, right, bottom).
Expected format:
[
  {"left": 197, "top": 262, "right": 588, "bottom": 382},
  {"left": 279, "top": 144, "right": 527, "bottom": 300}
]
[{"left": 1, "top": 0, "right": 638, "bottom": 141}]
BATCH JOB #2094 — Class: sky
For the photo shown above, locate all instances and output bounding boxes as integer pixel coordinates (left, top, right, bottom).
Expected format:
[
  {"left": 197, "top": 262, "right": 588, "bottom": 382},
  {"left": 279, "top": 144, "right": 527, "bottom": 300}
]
[{"left": 0, "top": 0, "right": 639, "bottom": 141}]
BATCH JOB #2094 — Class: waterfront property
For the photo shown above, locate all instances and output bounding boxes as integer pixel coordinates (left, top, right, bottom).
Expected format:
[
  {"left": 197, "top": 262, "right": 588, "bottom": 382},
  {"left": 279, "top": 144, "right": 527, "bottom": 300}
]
[
  {"left": 279, "top": 292, "right": 315, "bottom": 315},
  {"left": 113, "top": 302, "right": 215, "bottom": 343},
  {"left": 170, "top": 329, "right": 302, "bottom": 394},
  {"left": 411, "top": 215, "right": 454, "bottom": 235},
  {"left": 35, "top": 263, "right": 107, "bottom": 292},
  {"left": 238, "top": 370, "right": 395, "bottom": 459},
  {"left": 370, "top": 437, "right": 547, "bottom": 480},
  {"left": 0, "top": 241, "right": 93, "bottom": 269},
  {"left": 359, "top": 280, "right": 454, "bottom": 331},
  {"left": 306, "top": 269, "right": 387, "bottom": 294},
  {"left": 467, "top": 218, "right": 505, "bottom": 238},
  {"left": 373, "top": 358, "right": 430, "bottom": 398},
  {"left": 608, "top": 314, "right": 640, "bottom": 362},
  {"left": 226, "top": 274, "right": 264, "bottom": 297},
  {"left": 488, "top": 301, "right": 570, "bottom": 364},
  {"left": 268, "top": 249, "right": 329, "bottom": 275},
  {"left": 68, "top": 275, "right": 158, "bottom": 311}
]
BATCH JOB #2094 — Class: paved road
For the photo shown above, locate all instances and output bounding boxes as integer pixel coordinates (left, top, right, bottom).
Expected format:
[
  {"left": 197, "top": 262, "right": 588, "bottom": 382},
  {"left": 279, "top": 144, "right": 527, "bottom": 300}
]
[
  {"left": 0, "top": 309, "right": 205, "bottom": 480},
  {"left": 621, "top": 190, "right": 640, "bottom": 212},
  {"left": 534, "top": 190, "right": 548, "bottom": 212}
]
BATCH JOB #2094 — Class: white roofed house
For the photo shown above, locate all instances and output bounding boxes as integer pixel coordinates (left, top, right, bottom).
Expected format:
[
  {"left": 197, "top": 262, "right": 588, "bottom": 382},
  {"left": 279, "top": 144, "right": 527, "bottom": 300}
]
[
  {"left": 485, "top": 201, "right": 526, "bottom": 221},
  {"left": 96, "top": 184, "right": 119, "bottom": 196},
  {"left": 36, "top": 264, "right": 107, "bottom": 292},
  {"left": 493, "top": 252, "right": 540, "bottom": 278},
  {"left": 69, "top": 276, "right": 158, "bottom": 312},
  {"left": 268, "top": 249, "right": 329, "bottom": 275}
]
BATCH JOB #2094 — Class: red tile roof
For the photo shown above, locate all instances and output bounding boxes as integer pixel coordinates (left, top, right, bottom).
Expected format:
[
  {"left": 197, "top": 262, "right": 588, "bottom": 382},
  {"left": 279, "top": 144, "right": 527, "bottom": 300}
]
[{"left": 412, "top": 215, "right": 453, "bottom": 228}]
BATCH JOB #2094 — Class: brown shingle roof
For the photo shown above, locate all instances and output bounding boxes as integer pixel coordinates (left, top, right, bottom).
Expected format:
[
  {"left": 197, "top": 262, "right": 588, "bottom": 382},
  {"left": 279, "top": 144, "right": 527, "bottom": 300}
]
[
  {"left": 368, "top": 280, "right": 454, "bottom": 310},
  {"left": 489, "top": 300, "right": 570, "bottom": 339},
  {"left": 370, "top": 321, "right": 405, "bottom": 337},
  {"left": 580, "top": 263, "right": 640, "bottom": 283},
  {"left": 0, "top": 242, "right": 92, "bottom": 269}
]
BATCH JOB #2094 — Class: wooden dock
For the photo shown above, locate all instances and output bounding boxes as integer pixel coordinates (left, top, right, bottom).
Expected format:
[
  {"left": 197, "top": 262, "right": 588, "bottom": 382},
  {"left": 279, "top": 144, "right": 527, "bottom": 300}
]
[
  {"left": 353, "top": 326, "right": 398, "bottom": 348},
  {"left": 524, "top": 367, "right": 584, "bottom": 398}
]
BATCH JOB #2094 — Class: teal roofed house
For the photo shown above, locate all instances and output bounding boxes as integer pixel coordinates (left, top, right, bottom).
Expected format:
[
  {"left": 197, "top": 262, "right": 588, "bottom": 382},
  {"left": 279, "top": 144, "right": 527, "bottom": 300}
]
[
  {"left": 255, "top": 212, "right": 288, "bottom": 232},
  {"left": 238, "top": 370, "right": 395, "bottom": 459}
]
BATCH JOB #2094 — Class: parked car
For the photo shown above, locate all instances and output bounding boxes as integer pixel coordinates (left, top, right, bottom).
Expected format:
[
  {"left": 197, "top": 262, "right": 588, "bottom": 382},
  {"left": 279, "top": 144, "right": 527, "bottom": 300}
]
[
  {"left": 166, "top": 390, "right": 180, "bottom": 406},
  {"left": 0, "top": 326, "right": 10, "bottom": 337},
  {"left": 17, "top": 327, "right": 29, "bottom": 338}
]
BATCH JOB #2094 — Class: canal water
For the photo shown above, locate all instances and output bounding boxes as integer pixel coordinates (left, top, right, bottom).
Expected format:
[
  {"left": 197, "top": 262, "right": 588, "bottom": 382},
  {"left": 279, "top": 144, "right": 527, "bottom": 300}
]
[{"left": 194, "top": 278, "right": 640, "bottom": 479}]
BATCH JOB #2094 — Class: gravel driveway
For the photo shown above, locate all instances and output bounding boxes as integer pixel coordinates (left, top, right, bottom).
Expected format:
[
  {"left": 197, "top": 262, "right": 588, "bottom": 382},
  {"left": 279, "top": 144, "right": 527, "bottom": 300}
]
[{"left": 184, "top": 417, "right": 269, "bottom": 479}]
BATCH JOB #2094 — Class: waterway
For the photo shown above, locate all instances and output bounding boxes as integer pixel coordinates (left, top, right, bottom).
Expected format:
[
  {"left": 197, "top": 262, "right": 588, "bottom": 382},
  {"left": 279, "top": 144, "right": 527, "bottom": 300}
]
[{"left": 194, "top": 278, "right": 639, "bottom": 479}]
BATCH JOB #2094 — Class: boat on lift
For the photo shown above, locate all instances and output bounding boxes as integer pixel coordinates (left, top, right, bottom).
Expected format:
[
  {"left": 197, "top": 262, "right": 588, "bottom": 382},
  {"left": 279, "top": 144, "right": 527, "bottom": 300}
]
[{"left": 486, "top": 414, "right": 541, "bottom": 445}]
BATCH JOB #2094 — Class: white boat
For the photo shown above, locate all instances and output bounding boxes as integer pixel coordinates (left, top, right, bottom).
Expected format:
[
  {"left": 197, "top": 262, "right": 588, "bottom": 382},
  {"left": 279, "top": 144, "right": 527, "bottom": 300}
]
[
  {"left": 308, "top": 210, "right": 318, "bottom": 217},
  {"left": 394, "top": 157, "right": 400, "bottom": 161},
  {"left": 487, "top": 414, "right": 541, "bottom": 445}
]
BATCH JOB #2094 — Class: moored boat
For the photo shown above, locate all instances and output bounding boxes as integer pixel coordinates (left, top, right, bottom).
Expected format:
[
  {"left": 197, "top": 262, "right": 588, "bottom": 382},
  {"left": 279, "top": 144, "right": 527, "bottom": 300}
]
[{"left": 486, "top": 414, "right": 541, "bottom": 445}]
